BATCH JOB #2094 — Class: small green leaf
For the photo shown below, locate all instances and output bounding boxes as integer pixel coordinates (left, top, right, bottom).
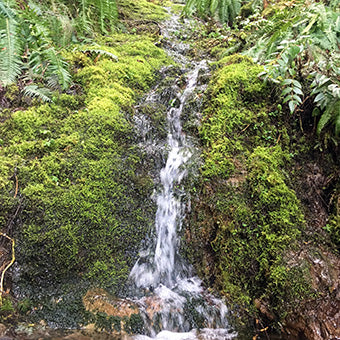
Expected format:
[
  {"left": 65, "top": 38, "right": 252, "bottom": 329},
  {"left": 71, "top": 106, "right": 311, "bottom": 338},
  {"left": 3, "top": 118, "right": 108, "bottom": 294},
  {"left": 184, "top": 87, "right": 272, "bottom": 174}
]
[
  {"left": 292, "top": 80, "right": 301, "bottom": 88},
  {"left": 317, "top": 109, "right": 332, "bottom": 134},
  {"left": 288, "top": 68, "right": 296, "bottom": 76},
  {"left": 283, "top": 95, "right": 292, "bottom": 104},
  {"left": 282, "top": 79, "right": 294, "bottom": 85},
  {"left": 292, "top": 94, "right": 302, "bottom": 104},
  {"left": 289, "top": 100, "right": 296, "bottom": 113},
  {"left": 314, "top": 92, "right": 325, "bottom": 103},
  {"left": 293, "top": 87, "right": 303, "bottom": 95},
  {"left": 282, "top": 87, "right": 293, "bottom": 96}
]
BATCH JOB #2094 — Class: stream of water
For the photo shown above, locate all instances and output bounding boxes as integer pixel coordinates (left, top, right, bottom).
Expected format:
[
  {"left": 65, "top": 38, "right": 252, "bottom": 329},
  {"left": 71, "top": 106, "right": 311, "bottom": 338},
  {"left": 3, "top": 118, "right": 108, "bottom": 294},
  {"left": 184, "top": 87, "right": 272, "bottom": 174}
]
[{"left": 129, "top": 10, "right": 237, "bottom": 340}]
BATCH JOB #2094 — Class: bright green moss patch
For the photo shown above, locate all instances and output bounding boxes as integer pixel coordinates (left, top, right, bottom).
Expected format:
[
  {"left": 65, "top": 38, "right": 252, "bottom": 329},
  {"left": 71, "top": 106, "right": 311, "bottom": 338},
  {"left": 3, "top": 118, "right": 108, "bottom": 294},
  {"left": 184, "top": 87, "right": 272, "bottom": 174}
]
[
  {"left": 189, "top": 54, "right": 311, "bottom": 323},
  {"left": 0, "top": 24, "right": 171, "bottom": 327},
  {"left": 117, "top": 0, "right": 169, "bottom": 21},
  {"left": 75, "top": 36, "right": 170, "bottom": 94}
]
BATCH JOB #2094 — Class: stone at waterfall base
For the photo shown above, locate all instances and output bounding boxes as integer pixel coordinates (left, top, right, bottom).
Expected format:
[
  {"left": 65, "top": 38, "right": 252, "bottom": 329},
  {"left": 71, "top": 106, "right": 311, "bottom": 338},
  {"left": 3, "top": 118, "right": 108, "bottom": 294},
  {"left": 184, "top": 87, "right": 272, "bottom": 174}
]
[{"left": 83, "top": 288, "right": 142, "bottom": 334}]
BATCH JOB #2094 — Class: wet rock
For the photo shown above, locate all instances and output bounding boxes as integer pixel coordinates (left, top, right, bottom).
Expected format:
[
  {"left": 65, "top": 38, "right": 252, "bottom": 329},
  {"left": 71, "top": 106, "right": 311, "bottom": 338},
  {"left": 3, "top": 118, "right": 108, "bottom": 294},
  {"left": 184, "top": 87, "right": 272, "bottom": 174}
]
[
  {"left": 0, "top": 324, "right": 6, "bottom": 337},
  {"left": 83, "top": 289, "right": 139, "bottom": 318},
  {"left": 284, "top": 248, "right": 340, "bottom": 340},
  {"left": 141, "top": 295, "right": 163, "bottom": 320},
  {"left": 61, "top": 332, "right": 93, "bottom": 340}
]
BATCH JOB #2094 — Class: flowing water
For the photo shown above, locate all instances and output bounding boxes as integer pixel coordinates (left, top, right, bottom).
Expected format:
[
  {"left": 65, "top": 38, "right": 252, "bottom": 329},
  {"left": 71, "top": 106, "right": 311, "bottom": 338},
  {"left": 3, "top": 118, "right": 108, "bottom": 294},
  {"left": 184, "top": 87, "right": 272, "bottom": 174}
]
[{"left": 129, "top": 10, "right": 237, "bottom": 340}]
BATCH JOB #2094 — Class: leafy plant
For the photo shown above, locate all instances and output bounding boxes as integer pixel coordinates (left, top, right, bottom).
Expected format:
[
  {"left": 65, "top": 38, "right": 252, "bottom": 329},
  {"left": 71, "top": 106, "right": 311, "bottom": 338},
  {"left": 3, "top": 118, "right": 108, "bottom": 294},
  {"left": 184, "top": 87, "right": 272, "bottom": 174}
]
[
  {"left": 311, "top": 74, "right": 340, "bottom": 136},
  {"left": 260, "top": 44, "right": 304, "bottom": 114},
  {"left": 0, "top": 1, "right": 72, "bottom": 99},
  {"left": 75, "top": 0, "right": 118, "bottom": 35},
  {"left": 22, "top": 85, "right": 52, "bottom": 102},
  {"left": 0, "top": 1, "right": 22, "bottom": 86},
  {"left": 183, "top": 0, "right": 242, "bottom": 24},
  {"left": 241, "top": 2, "right": 340, "bottom": 138},
  {"left": 79, "top": 47, "right": 119, "bottom": 62}
]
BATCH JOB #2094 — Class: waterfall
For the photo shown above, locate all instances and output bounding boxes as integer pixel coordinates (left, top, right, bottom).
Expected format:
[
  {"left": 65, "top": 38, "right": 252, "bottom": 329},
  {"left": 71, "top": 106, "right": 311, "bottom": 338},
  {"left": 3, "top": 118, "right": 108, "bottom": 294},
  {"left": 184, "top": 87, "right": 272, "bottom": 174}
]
[
  {"left": 129, "top": 10, "right": 237, "bottom": 340},
  {"left": 130, "top": 63, "right": 203, "bottom": 289}
]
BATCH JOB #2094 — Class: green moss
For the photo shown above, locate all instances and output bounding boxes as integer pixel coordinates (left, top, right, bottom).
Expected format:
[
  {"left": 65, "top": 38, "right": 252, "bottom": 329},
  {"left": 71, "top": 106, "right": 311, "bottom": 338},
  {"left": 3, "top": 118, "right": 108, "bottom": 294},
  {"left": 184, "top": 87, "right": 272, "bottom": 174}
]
[
  {"left": 0, "top": 22, "right": 172, "bottom": 327},
  {"left": 116, "top": 0, "right": 169, "bottom": 21},
  {"left": 76, "top": 36, "right": 170, "bottom": 94},
  {"left": 189, "top": 54, "right": 311, "bottom": 324}
]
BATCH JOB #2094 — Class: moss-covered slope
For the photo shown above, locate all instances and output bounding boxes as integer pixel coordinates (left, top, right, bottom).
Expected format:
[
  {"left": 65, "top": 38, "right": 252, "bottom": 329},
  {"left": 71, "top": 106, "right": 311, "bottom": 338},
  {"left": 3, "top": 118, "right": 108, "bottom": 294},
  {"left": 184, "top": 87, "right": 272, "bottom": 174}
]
[
  {"left": 187, "top": 55, "right": 315, "bottom": 325},
  {"left": 0, "top": 24, "right": 170, "bottom": 326}
]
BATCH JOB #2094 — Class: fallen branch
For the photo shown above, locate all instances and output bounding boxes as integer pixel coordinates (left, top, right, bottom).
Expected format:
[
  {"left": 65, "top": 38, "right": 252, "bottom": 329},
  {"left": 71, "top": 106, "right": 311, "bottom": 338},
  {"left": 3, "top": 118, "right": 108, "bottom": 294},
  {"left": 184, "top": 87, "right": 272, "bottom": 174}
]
[{"left": 0, "top": 233, "right": 15, "bottom": 306}]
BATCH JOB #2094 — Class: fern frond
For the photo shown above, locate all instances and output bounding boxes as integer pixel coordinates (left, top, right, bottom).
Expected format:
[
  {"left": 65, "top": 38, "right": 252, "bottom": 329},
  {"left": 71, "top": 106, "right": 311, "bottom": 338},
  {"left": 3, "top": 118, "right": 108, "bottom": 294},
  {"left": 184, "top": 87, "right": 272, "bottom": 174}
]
[
  {"left": 183, "top": 0, "right": 241, "bottom": 23},
  {"left": 0, "top": 15, "right": 22, "bottom": 86},
  {"left": 22, "top": 85, "right": 52, "bottom": 102},
  {"left": 183, "top": 0, "right": 198, "bottom": 16},
  {"left": 210, "top": 0, "right": 219, "bottom": 15},
  {"left": 0, "top": 1, "right": 16, "bottom": 19},
  {"left": 44, "top": 48, "right": 71, "bottom": 90},
  {"left": 80, "top": 47, "right": 118, "bottom": 61}
]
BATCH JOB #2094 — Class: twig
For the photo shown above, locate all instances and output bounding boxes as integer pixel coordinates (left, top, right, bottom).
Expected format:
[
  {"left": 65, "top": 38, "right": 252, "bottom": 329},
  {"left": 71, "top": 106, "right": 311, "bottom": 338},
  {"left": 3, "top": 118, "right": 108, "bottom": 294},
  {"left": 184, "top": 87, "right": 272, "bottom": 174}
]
[
  {"left": 6, "top": 200, "right": 22, "bottom": 233},
  {"left": 275, "top": 134, "right": 281, "bottom": 144},
  {"left": 240, "top": 124, "right": 250, "bottom": 133},
  {"left": 0, "top": 233, "right": 15, "bottom": 306}
]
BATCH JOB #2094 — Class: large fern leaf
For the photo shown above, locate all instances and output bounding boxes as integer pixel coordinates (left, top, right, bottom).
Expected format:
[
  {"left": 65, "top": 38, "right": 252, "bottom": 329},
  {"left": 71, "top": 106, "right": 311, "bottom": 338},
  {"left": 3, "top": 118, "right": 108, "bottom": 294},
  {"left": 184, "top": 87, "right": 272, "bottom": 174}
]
[
  {"left": 184, "top": 0, "right": 241, "bottom": 24},
  {"left": 79, "top": 47, "right": 118, "bottom": 61},
  {"left": 0, "top": 16, "right": 22, "bottom": 86},
  {"left": 23, "top": 84, "right": 52, "bottom": 102},
  {"left": 44, "top": 48, "right": 71, "bottom": 90}
]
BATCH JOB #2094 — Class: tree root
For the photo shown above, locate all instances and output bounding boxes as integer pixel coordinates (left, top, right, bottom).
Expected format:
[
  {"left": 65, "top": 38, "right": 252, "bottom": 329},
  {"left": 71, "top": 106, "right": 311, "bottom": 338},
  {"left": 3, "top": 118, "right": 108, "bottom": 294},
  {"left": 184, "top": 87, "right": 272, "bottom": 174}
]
[{"left": 0, "top": 233, "right": 15, "bottom": 306}]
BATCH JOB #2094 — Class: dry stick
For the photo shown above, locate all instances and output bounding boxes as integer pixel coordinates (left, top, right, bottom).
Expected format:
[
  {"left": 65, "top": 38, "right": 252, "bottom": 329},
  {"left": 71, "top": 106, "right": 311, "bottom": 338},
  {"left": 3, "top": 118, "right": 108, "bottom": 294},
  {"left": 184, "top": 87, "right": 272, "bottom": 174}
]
[
  {"left": 0, "top": 233, "right": 15, "bottom": 306},
  {"left": 275, "top": 133, "right": 281, "bottom": 144},
  {"left": 240, "top": 124, "right": 250, "bottom": 134}
]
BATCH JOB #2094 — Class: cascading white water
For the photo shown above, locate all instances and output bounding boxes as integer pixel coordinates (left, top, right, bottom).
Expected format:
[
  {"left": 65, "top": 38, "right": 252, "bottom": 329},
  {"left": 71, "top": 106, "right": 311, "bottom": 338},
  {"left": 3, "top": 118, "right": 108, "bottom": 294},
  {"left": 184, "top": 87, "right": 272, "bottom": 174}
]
[
  {"left": 129, "top": 9, "right": 237, "bottom": 340},
  {"left": 130, "top": 64, "right": 203, "bottom": 289}
]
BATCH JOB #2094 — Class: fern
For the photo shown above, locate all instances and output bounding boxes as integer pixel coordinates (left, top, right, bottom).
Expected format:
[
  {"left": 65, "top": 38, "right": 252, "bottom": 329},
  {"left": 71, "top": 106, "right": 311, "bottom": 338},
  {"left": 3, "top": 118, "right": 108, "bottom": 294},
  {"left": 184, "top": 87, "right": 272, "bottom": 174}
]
[
  {"left": 44, "top": 48, "right": 71, "bottom": 90},
  {"left": 79, "top": 47, "right": 118, "bottom": 61},
  {"left": 0, "top": 2, "right": 22, "bottom": 86},
  {"left": 0, "top": 1, "right": 16, "bottom": 19},
  {"left": 75, "top": 0, "right": 118, "bottom": 35},
  {"left": 23, "top": 85, "right": 52, "bottom": 102},
  {"left": 96, "top": 0, "right": 117, "bottom": 33},
  {"left": 183, "top": 0, "right": 241, "bottom": 24}
]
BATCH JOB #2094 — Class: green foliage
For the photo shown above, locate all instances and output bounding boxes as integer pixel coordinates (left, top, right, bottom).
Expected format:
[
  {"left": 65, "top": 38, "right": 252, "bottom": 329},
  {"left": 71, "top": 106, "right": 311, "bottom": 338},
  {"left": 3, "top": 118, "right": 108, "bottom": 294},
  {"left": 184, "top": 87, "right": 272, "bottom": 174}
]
[
  {"left": 75, "top": 36, "right": 170, "bottom": 93},
  {"left": 183, "top": 0, "right": 241, "bottom": 24},
  {"left": 116, "top": 0, "right": 169, "bottom": 21},
  {"left": 311, "top": 74, "right": 340, "bottom": 136},
  {"left": 0, "top": 0, "right": 72, "bottom": 97},
  {"left": 22, "top": 85, "right": 53, "bottom": 102},
  {"left": 78, "top": 47, "right": 119, "bottom": 62},
  {"left": 0, "top": 297, "right": 14, "bottom": 313},
  {"left": 0, "top": 1, "right": 22, "bottom": 86},
  {"left": 74, "top": 0, "right": 118, "bottom": 35},
  {"left": 241, "top": 1, "right": 340, "bottom": 140}
]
